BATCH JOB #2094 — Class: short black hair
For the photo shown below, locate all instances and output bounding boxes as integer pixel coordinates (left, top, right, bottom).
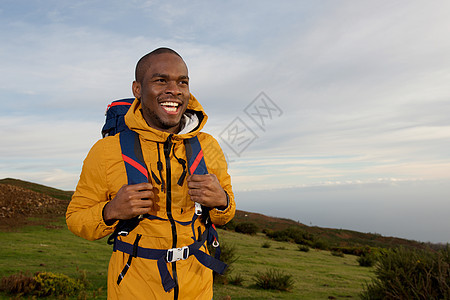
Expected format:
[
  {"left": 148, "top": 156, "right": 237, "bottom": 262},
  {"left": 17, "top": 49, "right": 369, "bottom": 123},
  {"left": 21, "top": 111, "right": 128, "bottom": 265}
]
[{"left": 135, "top": 48, "right": 183, "bottom": 83}]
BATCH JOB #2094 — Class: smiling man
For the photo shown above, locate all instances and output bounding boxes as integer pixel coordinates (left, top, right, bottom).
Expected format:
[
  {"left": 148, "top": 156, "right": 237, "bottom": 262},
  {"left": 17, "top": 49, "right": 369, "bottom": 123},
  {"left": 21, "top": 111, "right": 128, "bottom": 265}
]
[
  {"left": 133, "top": 50, "right": 190, "bottom": 133},
  {"left": 66, "top": 48, "right": 235, "bottom": 299}
]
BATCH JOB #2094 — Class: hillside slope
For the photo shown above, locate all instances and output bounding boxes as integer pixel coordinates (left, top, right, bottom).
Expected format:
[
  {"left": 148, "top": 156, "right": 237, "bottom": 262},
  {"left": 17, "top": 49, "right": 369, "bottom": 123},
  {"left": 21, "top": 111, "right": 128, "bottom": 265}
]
[
  {"left": 0, "top": 178, "right": 73, "bottom": 201},
  {"left": 0, "top": 178, "right": 431, "bottom": 249},
  {"left": 0, "top": 179, "right": 69, "bottom": 229}
]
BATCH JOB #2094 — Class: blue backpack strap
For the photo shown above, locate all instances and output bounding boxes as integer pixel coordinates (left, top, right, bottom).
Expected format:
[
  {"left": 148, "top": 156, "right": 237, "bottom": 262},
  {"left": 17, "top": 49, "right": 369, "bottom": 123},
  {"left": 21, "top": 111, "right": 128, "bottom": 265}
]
[
  {"left": 184, "top": 136, "right": 208, "bottom": 216},
  {"left": 119, "top": 130, "right": 149, "bottom": 184},
  {"left": 110, "top": 130, "right": 151, "bottom": 284},
  {"left": 184, "top": 136, "right": 223, "bottom": 261},
  {"left": 102, "top": 98, "right": 134, "bottom": 137},
  {"left": 107, "top": 130, "right": 148, "bottom": 245},
  {"left": 184, "top": 136, "right": 208, "bottom": 175}
]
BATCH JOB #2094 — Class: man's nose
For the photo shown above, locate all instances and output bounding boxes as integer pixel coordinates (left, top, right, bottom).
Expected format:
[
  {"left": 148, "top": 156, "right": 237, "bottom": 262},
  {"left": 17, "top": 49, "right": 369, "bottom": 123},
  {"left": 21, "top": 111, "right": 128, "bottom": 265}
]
[{"left": 165, "top": 80, "right": 181, "bottom": 95}]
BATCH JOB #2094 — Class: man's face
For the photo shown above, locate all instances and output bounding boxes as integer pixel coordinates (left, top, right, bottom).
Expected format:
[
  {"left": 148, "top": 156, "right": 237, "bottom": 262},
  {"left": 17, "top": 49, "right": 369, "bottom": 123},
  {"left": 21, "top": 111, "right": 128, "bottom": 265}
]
[{"left": 132, "top": 53, "right": 190, "bottom": 133}]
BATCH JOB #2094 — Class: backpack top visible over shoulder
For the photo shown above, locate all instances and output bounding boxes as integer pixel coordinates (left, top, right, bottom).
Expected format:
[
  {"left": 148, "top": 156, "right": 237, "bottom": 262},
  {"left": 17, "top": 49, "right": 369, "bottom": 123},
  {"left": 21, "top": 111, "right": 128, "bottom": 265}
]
[{"left": 101, "top": 98, "right": 135, "bottom": 138}]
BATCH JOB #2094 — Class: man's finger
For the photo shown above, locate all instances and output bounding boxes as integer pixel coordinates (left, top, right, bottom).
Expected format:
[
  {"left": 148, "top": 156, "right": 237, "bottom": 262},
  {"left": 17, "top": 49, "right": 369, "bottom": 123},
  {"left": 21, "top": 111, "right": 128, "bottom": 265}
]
[
  {"left": 136, "top": 198, "right": 154, "bottom": 207},
  {"left": 188, "top": 188, "right": 204, "bottom": 197},
  {"left": 139, "top": 190, "right": 154, "bottom": 200},
  {"left": 187, "top": 179, "right": 203, "bottom": 189},
  {"left": 133, "top": 182, "right": 153, "bottom": 190},
  {"left": 187, "top": 174, "right": 208, "bottom": 182}
]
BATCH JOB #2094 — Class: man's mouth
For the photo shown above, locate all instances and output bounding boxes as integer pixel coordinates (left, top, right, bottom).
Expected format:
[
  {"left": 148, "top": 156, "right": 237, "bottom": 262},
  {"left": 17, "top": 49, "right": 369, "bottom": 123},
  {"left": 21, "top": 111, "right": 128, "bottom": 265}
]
[{"left": 160, "top": 101, "right": 181, "bottom": 114}]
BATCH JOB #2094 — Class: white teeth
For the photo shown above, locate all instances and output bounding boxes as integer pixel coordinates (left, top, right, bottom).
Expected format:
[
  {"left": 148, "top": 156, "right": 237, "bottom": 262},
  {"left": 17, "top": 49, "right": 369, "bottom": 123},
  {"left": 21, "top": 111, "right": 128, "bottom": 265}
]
[
  {"left": 161, "top": 102, "right": 179, "bottom": 107},
  {"left": 161, "top": 102, "right": 179, "bottom": 112},
  {"left": 163, "top": 106, "right": 177, "bottom": 112}
]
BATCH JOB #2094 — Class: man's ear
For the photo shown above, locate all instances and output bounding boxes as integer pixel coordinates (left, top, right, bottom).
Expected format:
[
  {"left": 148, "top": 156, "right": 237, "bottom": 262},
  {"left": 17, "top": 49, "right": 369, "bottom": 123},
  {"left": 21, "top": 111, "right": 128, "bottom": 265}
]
[{"left": 132, "top": 81, "right": 141, "bottom": 99}]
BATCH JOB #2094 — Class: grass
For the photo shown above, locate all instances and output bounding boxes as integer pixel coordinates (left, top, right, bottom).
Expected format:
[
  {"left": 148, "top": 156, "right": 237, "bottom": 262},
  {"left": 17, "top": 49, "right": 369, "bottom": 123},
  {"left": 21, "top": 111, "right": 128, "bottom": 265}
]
[
  {"left": 214, "top": 230, "right": 374, "bottom": 299},
  {"left": 0, "top": 217, "right": 374, "bottom": 299},
  {"left": 0, "top": 217, "right": 110, "bottom": 299}
]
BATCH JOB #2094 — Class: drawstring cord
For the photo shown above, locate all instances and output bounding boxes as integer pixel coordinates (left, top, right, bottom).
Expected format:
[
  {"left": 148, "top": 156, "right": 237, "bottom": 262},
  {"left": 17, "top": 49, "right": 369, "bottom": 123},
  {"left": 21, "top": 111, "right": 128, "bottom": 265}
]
[
  {"left": 152, "top": 139, "right": 188, "bottom": 191},
  {"left": 172, "top": 143, "right": 187, "bottom": 186}
]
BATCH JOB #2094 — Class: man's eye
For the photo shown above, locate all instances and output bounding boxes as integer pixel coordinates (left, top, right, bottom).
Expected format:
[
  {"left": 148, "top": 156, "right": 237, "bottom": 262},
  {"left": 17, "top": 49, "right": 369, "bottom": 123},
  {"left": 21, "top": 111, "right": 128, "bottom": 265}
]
[
  {"left": 180, "top": 80, "right": 189, "bottom": 85},
  {"left": 155, "top": 78, "right": 166, "bottom": 83}
]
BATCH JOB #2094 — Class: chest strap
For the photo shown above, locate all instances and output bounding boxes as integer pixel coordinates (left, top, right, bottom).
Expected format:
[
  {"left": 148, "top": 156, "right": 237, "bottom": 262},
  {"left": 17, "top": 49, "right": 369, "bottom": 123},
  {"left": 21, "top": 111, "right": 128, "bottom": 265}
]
[{"left": 113, "top": 230, "right": 227, "bottom": 292}]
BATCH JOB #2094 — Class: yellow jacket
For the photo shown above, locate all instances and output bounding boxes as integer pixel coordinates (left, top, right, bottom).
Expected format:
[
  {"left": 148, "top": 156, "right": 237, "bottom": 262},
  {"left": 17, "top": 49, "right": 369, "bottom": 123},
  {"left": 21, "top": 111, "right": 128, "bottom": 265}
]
[{"left": 66, "top": 95, "right": 235, "bottom": 299}]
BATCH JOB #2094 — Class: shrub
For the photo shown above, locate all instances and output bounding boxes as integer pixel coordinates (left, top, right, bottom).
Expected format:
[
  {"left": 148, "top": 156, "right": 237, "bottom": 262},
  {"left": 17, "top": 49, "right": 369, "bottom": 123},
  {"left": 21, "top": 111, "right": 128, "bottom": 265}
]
[
  {"left": 0, "top": 271, "right": 87, "bottom": 297},
  {"left": 217, "top": 241, "right": 238, "bottom": 268},
  {"left": 358, "top": 251, "right": 377, "bottom": 267},
  {"left": 330, "top": 246, "right": 369, "bottom": 256},
  {"left": 262, "top": 241, "right": 271, "bottom": 248},
  {"left": 331, "top": 250, "right": 344, "bottom": 257},
  {"left": 209, "top": 241, "right": 238, "bottom": 283},
  {"left": 360, "top": 246, "right": 450, "bottom": 299},
  {"left": 228, "top": 274, "right": 244, "bottom": 286},
  {"left": 265, "top": 227, "right": 315, "bottom": 245},
  {"left": 234, "top": 222, "right": 258, "bottom": 235},
  {"left": 34, "top": 272, "right": 84, "bottom": 297},
  {"left": 253, "top": 268, "right": 294, "bottom": 291},
  {"left": 0, "top": 272, "right": 37, "bottom": 295},
  {"left": 298, "top": 245, "right": 310, "bottom": 252},
  {"left": 312, "top": 239, "right": 329, "bottom": 250},
  {"left": 261, "top": 228, "right": 273, "bottom": 235},
  {"left": 217, "top": 219, "right": 236, "bottom": 231}
]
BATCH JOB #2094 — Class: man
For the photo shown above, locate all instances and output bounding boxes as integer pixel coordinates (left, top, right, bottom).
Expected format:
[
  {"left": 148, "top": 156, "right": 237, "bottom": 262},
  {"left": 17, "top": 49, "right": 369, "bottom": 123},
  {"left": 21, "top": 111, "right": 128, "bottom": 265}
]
[{"left": 66, "top": 48, "right": 235, "bottom": 299}]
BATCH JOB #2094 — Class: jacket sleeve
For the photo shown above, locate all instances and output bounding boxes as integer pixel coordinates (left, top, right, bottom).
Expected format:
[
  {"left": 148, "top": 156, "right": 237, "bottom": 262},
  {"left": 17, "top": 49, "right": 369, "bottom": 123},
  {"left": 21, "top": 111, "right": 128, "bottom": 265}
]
[
  {"left": 203, "top": 136, "right": 236, "bottom": 226},
  {"left": 66, "top": 139, "right": 118, "bottom": 241}
]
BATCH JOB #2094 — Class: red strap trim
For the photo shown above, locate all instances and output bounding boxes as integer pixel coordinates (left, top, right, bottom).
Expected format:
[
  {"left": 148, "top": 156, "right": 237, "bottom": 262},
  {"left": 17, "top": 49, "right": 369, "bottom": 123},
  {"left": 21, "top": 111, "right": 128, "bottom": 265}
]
[
  {"left": 122, "top": 154, "right": 148, "bottom": 180},
  {"left": 189, "top": 149, "right": 204, "bottom": 175},
  {"left": 212, "top": 224, "right": 218, "bottom": 242},
  {"left": 107, "top": 101, "right": 133, "bottom": 110}
]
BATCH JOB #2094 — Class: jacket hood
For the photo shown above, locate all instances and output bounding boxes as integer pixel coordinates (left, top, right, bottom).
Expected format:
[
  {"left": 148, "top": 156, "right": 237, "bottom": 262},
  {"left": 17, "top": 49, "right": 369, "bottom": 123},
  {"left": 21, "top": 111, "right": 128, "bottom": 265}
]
[{"left": 125, "top": 93, "right": 208, "bottom": 142}]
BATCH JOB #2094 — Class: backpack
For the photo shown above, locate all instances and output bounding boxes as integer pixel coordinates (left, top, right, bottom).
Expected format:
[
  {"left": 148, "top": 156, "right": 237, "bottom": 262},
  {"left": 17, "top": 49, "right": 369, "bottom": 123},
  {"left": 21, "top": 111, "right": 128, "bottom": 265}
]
[{"left": 101, "top": 98, "right": 226, "bottom": 291}]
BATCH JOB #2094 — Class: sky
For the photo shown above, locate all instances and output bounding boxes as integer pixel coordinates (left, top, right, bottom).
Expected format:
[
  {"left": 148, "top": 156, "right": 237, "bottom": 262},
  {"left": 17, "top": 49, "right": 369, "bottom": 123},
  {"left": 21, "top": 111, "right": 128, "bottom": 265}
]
[{"left": 1, "top": 0, "right": 449, "bottom": 243}]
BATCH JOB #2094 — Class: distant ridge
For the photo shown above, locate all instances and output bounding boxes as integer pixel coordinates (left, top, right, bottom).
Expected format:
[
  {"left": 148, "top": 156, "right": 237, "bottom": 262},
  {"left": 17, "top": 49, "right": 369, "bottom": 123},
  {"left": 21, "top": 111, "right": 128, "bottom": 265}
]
[
  {"left": 232, "top": 210, "right": 430, "bottom": 249},
  {"left": 0, "top": 178, "right": 436, "bottom": 249}
]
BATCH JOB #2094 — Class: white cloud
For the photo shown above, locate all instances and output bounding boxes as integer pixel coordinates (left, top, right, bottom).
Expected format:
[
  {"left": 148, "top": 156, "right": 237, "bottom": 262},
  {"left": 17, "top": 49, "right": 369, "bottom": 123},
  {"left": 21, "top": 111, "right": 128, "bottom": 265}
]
[
  {"left": 0, "top": 115, "right": 102, "bottom": 190},
  {"left": 1, "top": 0, "right": 450, "bottom": 242}
]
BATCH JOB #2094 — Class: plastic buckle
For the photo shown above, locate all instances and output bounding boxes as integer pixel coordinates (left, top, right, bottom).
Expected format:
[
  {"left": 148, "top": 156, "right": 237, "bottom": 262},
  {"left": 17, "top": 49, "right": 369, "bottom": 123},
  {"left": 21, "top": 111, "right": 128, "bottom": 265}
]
[
  {"left": 195, "top": 202, "right": 202, "bottom": 215},
  {"left": 166, "top": 246, "right": 189, "bottom": 263}
]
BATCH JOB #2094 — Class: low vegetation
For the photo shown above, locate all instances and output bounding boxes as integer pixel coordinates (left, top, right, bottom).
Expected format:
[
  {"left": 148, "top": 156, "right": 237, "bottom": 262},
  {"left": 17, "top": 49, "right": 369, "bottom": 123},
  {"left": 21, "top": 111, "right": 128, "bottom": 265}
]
[
  {"left": 265, "top": 227, "right": 315, "bottom": 246},
  {"left": 0, "top": 271, "right": 88, "bottom": 298},
  {"left": 361, "top": 246, "right": 450, "bottom": 299},
  {"left": 234, "top": 221, "right": 258, "bottom": 235},
  {"left": 357, "top": 250, "right": 378, "bottom": 267},
  {"left": 253, "top": 268, "right": 294, "bottom": 292},
  {"left": 1, "top": 179, "right": 449, "bottom": 299},
  {"left": 298, "top": 245, "right": 310, "bottom": 252}
]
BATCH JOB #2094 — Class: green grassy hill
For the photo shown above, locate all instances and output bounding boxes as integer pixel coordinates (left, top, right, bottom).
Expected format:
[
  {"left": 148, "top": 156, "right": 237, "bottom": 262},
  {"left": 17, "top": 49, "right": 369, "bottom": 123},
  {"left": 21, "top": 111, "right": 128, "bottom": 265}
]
[
  {"left": 0, "top": 177, "right": 433, "bottom": 250},
  {"left": 0, "top": 216, "right": 374, "bottom": 299},
  {"left": 0, "top": 178, "right": 444, "bottom": 299}
]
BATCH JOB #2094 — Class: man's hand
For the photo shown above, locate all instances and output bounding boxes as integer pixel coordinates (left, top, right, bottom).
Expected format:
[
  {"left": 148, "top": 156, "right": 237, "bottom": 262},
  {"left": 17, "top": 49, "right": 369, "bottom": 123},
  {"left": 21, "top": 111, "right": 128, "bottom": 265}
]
[
  {"left": 187, "top": 174, "right": 227, "bottom": 209},
  {"left": 103, "top": 182, "right": 154, "bottom": 223}
]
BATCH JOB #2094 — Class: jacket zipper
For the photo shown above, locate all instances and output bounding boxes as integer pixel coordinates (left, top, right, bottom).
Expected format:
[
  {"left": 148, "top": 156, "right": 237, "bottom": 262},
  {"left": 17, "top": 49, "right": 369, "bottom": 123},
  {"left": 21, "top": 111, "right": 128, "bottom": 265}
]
[{"left": 163, "top": 134, "right": 179, "bottom": 300}]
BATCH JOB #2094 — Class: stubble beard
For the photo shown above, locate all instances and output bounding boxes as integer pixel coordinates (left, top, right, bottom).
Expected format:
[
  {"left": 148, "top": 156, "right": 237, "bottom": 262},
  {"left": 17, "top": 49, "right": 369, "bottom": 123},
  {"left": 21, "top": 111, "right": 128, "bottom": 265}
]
[{"left": 143, "top": 106, "right": 182, "bottom": 132}]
